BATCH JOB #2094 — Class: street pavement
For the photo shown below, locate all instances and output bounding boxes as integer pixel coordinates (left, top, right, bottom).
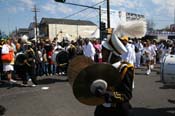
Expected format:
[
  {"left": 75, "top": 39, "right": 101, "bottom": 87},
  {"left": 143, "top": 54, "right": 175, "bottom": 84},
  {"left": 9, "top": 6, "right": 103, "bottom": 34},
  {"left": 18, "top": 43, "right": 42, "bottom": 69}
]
[{"left": 0, "top": 64, "right": 175, "bottom": 116}]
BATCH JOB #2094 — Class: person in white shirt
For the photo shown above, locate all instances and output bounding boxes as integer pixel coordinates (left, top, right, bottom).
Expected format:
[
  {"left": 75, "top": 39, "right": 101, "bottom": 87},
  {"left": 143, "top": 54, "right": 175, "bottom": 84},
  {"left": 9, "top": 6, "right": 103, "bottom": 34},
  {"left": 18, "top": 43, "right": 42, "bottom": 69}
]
[
  {"left": 120, "top": 36, "right": 136, "bottom": 88},
  {"left": 134, "top": 39, "right": 143, "bottom": 68},
  {"left": 1, "top": 38, "right": 16, "bottom": 83},
  {"left": 142, "top": 40, "right": 156, "bottom": 75},
  {"left": 120, "top": 36, "right": 136, "bottom": 65},
  {"left": 82, "top": 38, "right": 96, "bottom": 61},
  {"left": 150, "top": 40, "right": 157, "bottom": 66}
]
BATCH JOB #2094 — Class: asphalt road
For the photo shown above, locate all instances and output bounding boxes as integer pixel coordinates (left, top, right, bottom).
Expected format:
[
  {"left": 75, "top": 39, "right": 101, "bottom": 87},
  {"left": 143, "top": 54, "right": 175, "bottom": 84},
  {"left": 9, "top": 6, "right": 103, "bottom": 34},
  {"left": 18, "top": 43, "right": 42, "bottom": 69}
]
[{"left": 0, "top": 64, "right": 175, "bottom": 116}]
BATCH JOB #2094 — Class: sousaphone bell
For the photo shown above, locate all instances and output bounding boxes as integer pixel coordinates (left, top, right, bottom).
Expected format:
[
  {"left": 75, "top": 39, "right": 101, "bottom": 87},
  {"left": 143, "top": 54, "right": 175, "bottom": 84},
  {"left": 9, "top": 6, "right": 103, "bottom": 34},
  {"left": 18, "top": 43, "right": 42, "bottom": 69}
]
[
  {"left": 68, "top": 55, "right": 94, "bottom": 86},
  {"left": 68, "top": 57, "right": 120, "bottom": 106}
]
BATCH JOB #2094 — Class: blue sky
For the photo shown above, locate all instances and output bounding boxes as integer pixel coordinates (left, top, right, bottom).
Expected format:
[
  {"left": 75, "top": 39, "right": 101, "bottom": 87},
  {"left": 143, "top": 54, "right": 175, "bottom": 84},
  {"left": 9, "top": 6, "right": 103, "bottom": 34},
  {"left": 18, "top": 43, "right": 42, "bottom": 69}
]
[{"left": 0, "top": 0, "right": 175, "bottom": 35}]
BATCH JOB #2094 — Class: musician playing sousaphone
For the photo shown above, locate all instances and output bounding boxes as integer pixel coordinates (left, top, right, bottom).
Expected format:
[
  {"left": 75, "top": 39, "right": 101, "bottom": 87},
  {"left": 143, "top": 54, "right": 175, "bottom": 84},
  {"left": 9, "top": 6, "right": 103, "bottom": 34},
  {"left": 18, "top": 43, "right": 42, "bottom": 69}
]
[
  {"left": 68, "top": 20, "right": 146, "bottom": 116},
  {"left": 94, "top": 20, "right": 147, "bottom": 116}
]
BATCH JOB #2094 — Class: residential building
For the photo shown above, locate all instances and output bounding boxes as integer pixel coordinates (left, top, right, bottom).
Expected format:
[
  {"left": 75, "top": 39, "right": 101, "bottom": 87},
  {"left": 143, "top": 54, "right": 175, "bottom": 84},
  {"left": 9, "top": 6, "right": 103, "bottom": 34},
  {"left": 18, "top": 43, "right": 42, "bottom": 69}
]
[{"left": 39, "top": 18, "right": 98, "bottom": 42}]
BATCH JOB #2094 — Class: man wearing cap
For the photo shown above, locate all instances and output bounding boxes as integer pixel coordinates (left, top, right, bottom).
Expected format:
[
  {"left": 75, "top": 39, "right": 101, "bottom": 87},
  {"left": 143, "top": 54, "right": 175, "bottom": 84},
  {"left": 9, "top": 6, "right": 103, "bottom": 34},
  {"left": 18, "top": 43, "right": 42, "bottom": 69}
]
[
  {"left": 94, "top": 34, "right": 134, "bottom": 116},
  {"left": 120, "top": 36, "right": 136, "bottom": 65},
  {"left": 82, "top": 38, "right": 96, "bottom": 61}
]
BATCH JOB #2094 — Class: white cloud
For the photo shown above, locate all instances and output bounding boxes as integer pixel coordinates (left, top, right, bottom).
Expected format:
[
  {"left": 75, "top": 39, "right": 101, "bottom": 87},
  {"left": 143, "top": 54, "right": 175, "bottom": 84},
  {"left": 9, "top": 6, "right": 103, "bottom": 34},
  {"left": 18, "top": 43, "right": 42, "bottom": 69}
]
[
  {"left": 78, "top": 9, "right": 98, "bottom": 19},
  {"left": 42, "top": 2, "right": 73, "bottom": 15},
  {"left": 152, "top": 0, "right": 175, "bottom": 16},
  {"left": 42, "top": 3, "right": 57, "bottom": 14},
  {"left": 57, "top": 4, "right": 73, "bottom": 14},
  {"left": 110, "top": 0, "right": 125, "bottom": 6},
  {"left": 152, "top": 0, "right": 163, "bottom": 5},
  {"left": 19, "top": 0, "right": 35, "bottom": 8},
  {"left": 5, "top": 0, "right": 35, "bottom": 14},
  {"left": 7, "top": 6, "right": 17, "bottom": 13},
  {"left": 90, "top": 0, "right": 105, "bottom": 3}
]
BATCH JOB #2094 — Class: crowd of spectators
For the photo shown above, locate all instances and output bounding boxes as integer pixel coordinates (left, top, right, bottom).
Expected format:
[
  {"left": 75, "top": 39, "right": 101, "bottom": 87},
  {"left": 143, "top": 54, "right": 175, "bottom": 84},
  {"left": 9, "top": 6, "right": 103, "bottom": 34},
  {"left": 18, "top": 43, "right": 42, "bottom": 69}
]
[{"left": 1, "top": 36, "right": 175, "bottom": 86}]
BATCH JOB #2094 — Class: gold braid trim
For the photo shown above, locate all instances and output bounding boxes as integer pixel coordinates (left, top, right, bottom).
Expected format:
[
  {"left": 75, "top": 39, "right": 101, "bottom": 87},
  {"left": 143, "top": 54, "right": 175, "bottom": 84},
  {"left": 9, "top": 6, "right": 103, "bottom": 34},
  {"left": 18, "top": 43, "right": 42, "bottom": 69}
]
[
  {"left": 119, "top": 62, "right": 134, "bottom": 80},
  {"left": 108, "top": 87, "right": 124, "bottom": 102},
  {"left": 112, "top": 91, "right": 124, "bottom": 101}
]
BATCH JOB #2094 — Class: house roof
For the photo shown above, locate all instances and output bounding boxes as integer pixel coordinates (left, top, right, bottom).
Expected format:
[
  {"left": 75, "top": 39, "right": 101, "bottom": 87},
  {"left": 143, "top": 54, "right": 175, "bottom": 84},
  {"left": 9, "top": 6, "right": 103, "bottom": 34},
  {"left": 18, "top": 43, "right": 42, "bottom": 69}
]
[
  {"left": 40, "top": 18, "right": 97, "bottom": 26},
  {"left": 28, "top": 22, "right": 39, "bottom": 29},
  {"left": 18, "top": 28, "right": 29, "bottom": 33}
]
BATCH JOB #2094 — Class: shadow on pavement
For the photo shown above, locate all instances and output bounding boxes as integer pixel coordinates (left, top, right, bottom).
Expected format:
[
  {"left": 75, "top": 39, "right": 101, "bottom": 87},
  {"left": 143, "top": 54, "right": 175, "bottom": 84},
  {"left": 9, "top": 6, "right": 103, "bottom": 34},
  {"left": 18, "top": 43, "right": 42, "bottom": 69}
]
[
  {"left": 133, "top": 107, "right": 175, "bottom": 116},
  {"left": 0, "top": 81, "right": 22, "bottom": 89},
  {"left": 0, "top": 77, "right": 68, "bottom": 89},
  {"left": 0, "top": 105, "right": 6, "bottom": 116},
  {"left": 159, "top": 84, "right": 175, "bottom": 89},
  {"left": 168, "top": 99, "right": 175, "bottom": 104},
  {"left": 135, "top": 72, "right": 144, "bottom": 75},
  {"left": 37, "top": 78, "right": 68, "bottom": 85}
]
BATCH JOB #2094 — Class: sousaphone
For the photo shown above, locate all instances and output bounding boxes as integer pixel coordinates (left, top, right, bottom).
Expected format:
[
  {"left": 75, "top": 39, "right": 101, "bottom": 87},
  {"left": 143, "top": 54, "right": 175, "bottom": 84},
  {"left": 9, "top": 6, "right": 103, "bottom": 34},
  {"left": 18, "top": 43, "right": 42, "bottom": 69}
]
[
  {"left": 68, "top": 56, "right": 121, "bottom": 106},
  {"left": 67, "top": 55, "right": 94, "bottom": 86}
]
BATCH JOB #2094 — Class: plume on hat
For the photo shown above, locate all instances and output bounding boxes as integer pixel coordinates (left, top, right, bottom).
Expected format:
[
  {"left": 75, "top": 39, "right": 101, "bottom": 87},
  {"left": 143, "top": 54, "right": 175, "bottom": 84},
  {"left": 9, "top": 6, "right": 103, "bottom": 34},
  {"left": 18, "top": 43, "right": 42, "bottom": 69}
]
[{"left": 114, "top": 20, "right": 147, "bottom": 38}]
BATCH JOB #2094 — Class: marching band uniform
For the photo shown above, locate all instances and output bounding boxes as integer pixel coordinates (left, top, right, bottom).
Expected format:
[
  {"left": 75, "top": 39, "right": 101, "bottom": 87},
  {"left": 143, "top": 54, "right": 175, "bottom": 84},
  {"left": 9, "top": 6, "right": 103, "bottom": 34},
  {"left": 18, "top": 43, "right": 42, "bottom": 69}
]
[
  {"left": 25, "top": 48, "right": 38, "bottom": 86},
  {"left": 94, "top": 34, "right": 134, "bottom": 116},
  {"left": 134, "top": 40, "right": 143, "bottom": 68},
  {"left": 15, "top": 46, "right": 38, "bottom": 86},
  {"left": 121, "top": 36, "right": 136, "bottom": 65},
  {"left": 15, "top": 52, "right": 28, "bottom": 85}
]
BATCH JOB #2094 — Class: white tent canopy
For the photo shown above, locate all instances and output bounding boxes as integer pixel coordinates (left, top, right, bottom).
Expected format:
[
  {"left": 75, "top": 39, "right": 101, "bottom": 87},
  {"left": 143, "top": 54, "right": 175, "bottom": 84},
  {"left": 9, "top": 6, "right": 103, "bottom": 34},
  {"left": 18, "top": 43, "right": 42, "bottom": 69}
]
[
  {"left": 56, "top": 33, "right": 75, "bottom": 42},
  {"left": 89, "top": 28, "right": 100, "bottom": 39}
]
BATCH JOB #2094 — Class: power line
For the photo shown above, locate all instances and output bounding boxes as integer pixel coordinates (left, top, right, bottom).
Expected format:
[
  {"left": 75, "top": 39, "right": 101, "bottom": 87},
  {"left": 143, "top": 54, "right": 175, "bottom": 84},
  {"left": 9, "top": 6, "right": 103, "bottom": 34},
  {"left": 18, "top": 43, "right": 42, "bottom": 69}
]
[
  {"left": 62, "top": 0, "right": 106, "bottom": 19},
  {"left": 78, "top": 9, "right": 99, "bottom": 20},
  {"left": 83, "top": 14, "right": 99, "bottom": 21}
]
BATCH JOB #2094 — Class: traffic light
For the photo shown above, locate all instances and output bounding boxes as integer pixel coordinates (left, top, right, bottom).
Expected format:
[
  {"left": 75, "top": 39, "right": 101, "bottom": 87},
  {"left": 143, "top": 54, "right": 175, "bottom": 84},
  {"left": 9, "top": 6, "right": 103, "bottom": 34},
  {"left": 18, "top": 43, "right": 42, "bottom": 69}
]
[
  {"left": 100, "top": 22, "right": 106, "bottom": 31},
  {"left": 54, "top": 0, "right": 66, "bottom": 3}
]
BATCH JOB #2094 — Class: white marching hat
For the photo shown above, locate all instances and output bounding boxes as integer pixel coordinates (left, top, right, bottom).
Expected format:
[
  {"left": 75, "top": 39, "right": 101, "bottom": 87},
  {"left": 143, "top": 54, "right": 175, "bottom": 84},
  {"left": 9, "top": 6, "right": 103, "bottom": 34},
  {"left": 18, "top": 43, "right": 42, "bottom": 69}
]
[
  {"left": 102, "top": 34, "right": 127, "bottom": 55},
  {"left": 102, "top": 20, "right": 147, "bottom": 55}
]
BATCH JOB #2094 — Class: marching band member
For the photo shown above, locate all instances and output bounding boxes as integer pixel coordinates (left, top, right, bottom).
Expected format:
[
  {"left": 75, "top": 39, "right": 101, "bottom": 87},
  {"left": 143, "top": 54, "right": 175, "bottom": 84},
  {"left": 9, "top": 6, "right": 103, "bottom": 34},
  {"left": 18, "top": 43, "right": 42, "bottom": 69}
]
[
  {"left": 94, "top": 20, "right": 146, "bottom": 116},
  {"left": 120, "top": 36, "right": 136, "bottom": 65},
  {"left": 134, "top": 39, "right": 143, "bottom": 68},
  {"left": 95, "top": 34, "right": 134, "bottom": 116},
  {"left": 142, "top": 40, "right": 156, "bottom": 75}
]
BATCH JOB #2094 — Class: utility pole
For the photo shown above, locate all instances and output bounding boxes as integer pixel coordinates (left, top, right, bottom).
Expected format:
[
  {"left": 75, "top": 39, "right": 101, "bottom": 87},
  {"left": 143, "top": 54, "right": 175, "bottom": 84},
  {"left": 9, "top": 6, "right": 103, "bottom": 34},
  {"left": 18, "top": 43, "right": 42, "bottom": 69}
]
[
  {"left": 32, "top": 5, "right": 39, "bottom": 44},
  {"left": 174, "top": 8, "right": 175, "bottom": 24},
  {"left": 107, "top": 0, "right": 110, "bottom": 28},
  {"left": 15, "top": 26, "right": 18, "bottom": 38},
  {"left": 99, "top": 6, "right": 102, "bottom": 40}
]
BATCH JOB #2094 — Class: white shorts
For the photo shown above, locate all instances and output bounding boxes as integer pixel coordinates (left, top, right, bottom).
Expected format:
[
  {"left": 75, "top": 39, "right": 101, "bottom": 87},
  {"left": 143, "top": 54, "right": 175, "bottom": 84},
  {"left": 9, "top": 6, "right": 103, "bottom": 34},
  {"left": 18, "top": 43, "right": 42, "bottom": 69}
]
[{"left": 3, "top": 63, "right": 14, "bottom": 72}]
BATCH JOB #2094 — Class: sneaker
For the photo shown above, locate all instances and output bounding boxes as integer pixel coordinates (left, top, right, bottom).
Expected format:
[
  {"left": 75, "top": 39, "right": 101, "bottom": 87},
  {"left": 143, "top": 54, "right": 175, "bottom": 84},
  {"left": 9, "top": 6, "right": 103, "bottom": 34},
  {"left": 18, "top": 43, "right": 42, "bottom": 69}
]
[
  {"left": 31, "top": 84, "right": 37, "bottom": 87},
  {"left": 62, "top": 72, "right": 65, "bottom": 75},
  {"left": 132, "top": 81, "right": 135, "bottom": 89},
  {"left": 146, "top": 69, "right": 151, "bottom": 75},
  {"left": 9, "top": 79, "right": 17, "bottom": 83},
  {"left": 21, "top": 83, "right": 29, "bottom": 87},
  {"left": 150, "top": 65, "right": 154, "bottom": 69}
]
